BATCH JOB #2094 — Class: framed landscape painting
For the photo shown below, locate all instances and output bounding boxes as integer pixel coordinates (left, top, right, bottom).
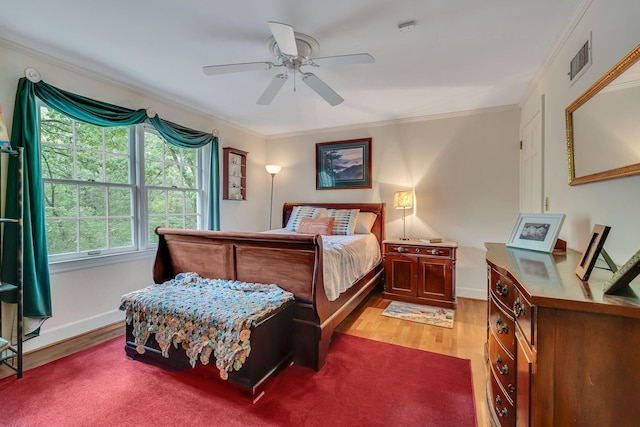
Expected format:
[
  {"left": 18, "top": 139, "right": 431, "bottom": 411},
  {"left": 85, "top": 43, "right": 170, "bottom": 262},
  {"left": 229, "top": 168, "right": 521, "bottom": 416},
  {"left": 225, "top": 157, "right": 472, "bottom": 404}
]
[
  {"left": 506, "top": 213, "right": 565, "bottom": 253},
  {"left": 316, "top": 138, "right": 372, "bottom": 190}
]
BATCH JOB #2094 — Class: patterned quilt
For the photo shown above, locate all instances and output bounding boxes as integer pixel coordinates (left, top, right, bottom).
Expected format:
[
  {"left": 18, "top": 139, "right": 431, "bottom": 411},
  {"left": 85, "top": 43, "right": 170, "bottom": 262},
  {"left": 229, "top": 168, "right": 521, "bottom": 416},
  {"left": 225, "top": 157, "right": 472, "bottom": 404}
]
[{"left": 119, "top": 272, "right": 294, "bottom": 380}]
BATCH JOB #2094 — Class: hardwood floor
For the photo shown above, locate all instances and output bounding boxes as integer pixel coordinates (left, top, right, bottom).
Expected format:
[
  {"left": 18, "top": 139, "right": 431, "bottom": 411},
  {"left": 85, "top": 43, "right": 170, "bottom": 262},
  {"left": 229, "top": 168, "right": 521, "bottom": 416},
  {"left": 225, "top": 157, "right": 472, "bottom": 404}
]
[{"left": 1, "top": 289, "right": 490, "bottom": 426}]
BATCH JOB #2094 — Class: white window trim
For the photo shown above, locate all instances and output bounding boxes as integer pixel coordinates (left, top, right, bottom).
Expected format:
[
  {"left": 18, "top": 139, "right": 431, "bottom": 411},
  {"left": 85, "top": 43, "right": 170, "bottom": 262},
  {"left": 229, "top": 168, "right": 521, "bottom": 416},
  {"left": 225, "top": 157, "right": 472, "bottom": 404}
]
[{"left": 42, "top": 119, "right": 205, "bottom": 271}]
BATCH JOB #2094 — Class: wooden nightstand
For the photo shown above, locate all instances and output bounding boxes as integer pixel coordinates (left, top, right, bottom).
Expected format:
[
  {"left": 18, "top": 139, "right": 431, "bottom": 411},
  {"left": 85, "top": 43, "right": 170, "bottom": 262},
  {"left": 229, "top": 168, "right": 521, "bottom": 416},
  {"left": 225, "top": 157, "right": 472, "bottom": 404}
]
[{"left": 382, "top": 239, "right": 457, "bottom": 309}]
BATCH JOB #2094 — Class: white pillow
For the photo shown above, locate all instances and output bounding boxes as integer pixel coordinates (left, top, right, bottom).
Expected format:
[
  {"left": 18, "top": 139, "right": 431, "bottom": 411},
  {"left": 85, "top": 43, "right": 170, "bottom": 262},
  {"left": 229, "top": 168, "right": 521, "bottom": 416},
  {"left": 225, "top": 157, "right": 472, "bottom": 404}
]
[
  {"left": 327, "top": 208, "right": 360, "bottom": 235},
  {"left": 285, "top": 206, "right": 328, "bottom": 232},
  {"left": 354, "top": 212, "right": 377, "bottom": 234}
]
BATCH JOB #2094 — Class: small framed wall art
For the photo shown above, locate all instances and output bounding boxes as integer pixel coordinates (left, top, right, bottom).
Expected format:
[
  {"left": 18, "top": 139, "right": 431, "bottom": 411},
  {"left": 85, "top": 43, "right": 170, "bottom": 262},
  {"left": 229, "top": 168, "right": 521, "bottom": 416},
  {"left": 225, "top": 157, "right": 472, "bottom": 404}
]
[
  {"left": 316, "top": 138, "right": 372, "bottom": 190},
  {"left": 506, "top": 213, "right": 566, "bottom": 253}
]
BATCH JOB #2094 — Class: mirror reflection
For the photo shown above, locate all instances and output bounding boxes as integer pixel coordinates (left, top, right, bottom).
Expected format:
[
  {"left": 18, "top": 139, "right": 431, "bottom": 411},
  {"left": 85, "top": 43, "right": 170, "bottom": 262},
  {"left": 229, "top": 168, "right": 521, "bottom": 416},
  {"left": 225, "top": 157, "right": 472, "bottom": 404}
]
[{"left": 566, "top": 44, "right": 640, "bottom": 185}]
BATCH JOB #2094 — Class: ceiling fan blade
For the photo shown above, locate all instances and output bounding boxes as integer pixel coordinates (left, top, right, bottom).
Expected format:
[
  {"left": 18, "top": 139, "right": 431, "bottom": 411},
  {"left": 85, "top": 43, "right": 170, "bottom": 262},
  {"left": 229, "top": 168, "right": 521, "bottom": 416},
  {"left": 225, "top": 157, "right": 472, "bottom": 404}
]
[
  {"left": 257, "top": 74, "right": 288, "bottom": 105},
  {"left": 202, "top": 62, "right": 275, "bottom": 75},
  {"left": 308, "top": 53, "right": 375, "bottom": 67},
  {"left": 268, "top": 21, "right": 298, "bottom": 57},
  {"left": 301, "top": 72, "right": 344, "bottom": 106}
]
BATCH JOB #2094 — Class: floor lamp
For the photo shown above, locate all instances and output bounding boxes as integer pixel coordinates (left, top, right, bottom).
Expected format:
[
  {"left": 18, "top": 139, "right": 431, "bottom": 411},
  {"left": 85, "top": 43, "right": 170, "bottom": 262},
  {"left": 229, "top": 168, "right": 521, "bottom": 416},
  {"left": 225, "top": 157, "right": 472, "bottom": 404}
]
[
  {"left": 265, "top": 165, "right": 282, "bottom": 229},
  {"left": 394, "top": 190, "right": 414, "bottom": 240}
]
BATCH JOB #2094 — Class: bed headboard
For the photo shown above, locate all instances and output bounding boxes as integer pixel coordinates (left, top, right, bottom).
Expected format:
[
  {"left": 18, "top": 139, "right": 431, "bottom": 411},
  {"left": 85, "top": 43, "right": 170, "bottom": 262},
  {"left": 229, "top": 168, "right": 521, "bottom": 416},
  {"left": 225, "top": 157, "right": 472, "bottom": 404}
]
[{"left": 282, "top": 202, "right": 386, "bottom": 249}]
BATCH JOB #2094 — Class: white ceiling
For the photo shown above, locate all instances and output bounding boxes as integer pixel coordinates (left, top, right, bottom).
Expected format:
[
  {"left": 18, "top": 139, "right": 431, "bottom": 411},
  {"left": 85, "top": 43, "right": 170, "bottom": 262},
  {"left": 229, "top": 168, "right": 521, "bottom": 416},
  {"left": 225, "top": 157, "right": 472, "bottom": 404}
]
[{"left": 0, "top": 0, "right": 579, "bottom": 136}]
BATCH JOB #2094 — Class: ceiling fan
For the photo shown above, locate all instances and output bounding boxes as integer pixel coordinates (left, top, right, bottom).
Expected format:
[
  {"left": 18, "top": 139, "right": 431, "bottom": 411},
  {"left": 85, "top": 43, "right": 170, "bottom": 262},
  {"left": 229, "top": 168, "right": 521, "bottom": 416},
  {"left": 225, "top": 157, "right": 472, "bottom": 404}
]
[{"left": 202, "top": 22, "right": 375, "bottom": 106}]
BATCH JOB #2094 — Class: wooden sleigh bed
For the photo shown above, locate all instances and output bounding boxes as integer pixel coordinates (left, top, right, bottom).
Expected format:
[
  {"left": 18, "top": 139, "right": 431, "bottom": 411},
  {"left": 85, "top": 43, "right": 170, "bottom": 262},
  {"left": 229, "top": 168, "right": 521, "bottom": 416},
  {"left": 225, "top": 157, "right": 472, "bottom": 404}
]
[{"left": 124, "top": 202, "right": 385, "bottom": 397}]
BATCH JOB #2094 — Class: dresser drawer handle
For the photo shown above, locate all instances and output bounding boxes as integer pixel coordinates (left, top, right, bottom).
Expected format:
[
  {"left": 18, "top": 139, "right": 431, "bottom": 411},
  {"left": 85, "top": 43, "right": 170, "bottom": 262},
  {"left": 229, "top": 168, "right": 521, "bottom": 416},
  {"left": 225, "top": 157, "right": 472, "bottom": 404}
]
[
  {"left": 508, "top": 384, "right": 516, "bottom": 394},
  {"left": 513, "top": 298, "right": 527, "bottom": 318},
  {"left": 496, "top": 317, "right": 509, "bottom": 334},
  {"left": 496, "top": 356, "right": 509, "bottom": 375},
  {"left": 495, "top": 395, "right": 509, "bottom": 418},
  {"left": 396, "top": 246, "right": 405, "bottom": 253},
  {"left": 495, "top": 280, "right": 508, "bottom": 297}
]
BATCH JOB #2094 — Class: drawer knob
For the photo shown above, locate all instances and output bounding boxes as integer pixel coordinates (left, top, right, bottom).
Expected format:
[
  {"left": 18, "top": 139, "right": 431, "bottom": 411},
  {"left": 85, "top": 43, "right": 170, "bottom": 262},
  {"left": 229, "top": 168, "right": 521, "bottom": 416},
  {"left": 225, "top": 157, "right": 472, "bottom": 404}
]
[
  {"left": 495, "top": 396, "right": 509, "bottom": 418},
  {"left": 495, "top": 280, "right": 508, "bottom": 296},
  {"left": 396, "top": 246, "right": 405, "bottom": 253},
  {"left": 508, "top": 384, "right": 516, "bottom": 394},
  {"left": 496, "top": 317, "right": 509, "bottom": 334},
  {"left": 513, "top": 298, "right": 527, "bottom": 318},
  {"left": 415, "top": 248, "right": 421, "bottom": 253},
  {"left": 496, "top": 356, "right": 509, "bottom": 375}
]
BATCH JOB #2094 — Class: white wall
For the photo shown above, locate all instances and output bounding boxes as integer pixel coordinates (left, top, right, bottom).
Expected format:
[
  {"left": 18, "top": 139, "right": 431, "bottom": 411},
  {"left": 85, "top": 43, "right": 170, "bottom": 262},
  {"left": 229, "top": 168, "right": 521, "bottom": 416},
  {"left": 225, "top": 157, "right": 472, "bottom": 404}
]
[
  {"left": 520, "top": 0, "right": 640, "bottom": 264},
  {"left": 266, "top": 107, "right": 521, "bottom": 299},
  {"left": 0, "top": 40, "right": 266, "bottom": 352}
]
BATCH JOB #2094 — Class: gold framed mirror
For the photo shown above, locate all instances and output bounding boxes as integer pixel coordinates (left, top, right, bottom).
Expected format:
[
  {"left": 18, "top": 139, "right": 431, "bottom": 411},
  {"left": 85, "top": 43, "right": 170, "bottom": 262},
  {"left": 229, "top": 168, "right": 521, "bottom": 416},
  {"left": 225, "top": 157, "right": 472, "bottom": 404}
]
[{"left": 566, "top": 44, "right": 640, "bottom": 185}]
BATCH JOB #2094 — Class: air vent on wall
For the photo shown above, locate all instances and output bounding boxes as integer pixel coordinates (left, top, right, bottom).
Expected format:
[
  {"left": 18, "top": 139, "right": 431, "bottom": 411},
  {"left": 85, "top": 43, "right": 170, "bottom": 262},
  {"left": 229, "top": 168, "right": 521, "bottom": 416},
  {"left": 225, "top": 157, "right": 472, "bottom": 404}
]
[{"left": 569, "top": 33, "right": 592, "bottom": 83}]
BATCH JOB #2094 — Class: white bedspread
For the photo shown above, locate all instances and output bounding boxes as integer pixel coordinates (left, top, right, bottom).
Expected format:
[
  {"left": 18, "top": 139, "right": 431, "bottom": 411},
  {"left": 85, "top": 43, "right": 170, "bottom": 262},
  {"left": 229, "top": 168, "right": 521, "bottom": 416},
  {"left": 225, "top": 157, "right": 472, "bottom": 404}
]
[{"left": 266, "top": 229, "right": 381, "bottom": 301}]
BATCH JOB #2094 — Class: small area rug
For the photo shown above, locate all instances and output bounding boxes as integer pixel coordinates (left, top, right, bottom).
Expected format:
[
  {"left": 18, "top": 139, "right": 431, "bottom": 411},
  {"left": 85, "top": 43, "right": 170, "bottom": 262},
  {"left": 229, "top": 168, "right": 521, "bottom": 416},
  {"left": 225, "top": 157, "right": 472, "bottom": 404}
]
[
  {"left": 0, "top": 333, "right": 475, "bottom": 426},
  {"left": 382, "top": 300, "right": 455, "bottom": 328}
]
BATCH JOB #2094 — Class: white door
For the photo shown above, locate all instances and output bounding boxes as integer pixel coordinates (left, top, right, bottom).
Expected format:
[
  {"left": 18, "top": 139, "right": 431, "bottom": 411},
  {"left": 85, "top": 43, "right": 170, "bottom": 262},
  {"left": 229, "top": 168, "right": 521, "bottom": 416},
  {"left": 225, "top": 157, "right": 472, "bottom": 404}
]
[{"left": 520, "top": 105, "right": 543, "bottom": 213}]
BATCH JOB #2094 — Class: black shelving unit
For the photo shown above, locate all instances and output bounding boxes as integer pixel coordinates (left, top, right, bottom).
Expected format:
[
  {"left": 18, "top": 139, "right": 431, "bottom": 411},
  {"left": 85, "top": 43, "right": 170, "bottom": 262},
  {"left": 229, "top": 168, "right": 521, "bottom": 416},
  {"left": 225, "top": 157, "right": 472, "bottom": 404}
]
[{"left": 0, "top": 147, "right": 24, "bottom": 378}]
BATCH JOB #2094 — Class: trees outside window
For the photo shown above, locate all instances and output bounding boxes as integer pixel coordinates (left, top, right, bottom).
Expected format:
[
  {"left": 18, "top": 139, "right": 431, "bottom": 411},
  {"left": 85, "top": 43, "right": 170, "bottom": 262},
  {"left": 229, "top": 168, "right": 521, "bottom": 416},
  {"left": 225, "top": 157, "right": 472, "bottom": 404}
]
[{"left": 40, "top": 106, "right": 203, "bottom": 261}]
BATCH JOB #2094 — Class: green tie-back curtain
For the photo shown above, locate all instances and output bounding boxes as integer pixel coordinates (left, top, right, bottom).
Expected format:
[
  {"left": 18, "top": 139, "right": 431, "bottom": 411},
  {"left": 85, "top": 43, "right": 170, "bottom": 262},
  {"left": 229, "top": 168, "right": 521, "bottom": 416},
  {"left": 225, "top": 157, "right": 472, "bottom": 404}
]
[{"left": 1, "top": 77, "right": 220, "bottom": 337}]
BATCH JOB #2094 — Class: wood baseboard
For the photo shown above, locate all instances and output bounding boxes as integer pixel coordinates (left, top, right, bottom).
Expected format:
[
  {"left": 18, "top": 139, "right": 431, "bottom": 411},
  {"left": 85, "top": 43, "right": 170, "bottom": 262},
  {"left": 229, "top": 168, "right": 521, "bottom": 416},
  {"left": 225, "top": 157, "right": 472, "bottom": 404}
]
[{"left": 0, "top": 320, "right": 125, "bottom": 380}]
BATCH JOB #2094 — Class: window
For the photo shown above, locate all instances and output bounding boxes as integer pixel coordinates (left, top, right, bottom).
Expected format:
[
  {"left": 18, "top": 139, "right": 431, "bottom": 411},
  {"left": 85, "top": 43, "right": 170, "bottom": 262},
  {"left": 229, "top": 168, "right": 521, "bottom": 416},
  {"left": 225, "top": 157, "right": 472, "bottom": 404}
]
[
  {"left": 142, "top": 129, "right": 201, "bottom": 244},
  {"left": 39, "top": 106, "right": 203, "bottom": 262}
]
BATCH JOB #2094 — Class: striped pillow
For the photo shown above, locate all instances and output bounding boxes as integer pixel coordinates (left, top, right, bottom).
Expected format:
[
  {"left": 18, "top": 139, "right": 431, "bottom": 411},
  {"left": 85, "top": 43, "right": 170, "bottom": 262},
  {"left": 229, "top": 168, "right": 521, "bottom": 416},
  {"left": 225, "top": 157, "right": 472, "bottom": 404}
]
[
  {"left": 327, "top": 209, "right": 360, "bottom": 235},
  {"left": 285, "top": 206, "right": 328, "bottom": 232}
]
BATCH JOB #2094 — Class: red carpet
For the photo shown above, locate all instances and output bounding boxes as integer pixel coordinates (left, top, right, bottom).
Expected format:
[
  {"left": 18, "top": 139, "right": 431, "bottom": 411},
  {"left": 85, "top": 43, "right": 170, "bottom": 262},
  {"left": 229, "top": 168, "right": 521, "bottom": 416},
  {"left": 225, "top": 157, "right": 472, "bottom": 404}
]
[{"left": 0, "top": 334, "right": 476, "bottom": 426}]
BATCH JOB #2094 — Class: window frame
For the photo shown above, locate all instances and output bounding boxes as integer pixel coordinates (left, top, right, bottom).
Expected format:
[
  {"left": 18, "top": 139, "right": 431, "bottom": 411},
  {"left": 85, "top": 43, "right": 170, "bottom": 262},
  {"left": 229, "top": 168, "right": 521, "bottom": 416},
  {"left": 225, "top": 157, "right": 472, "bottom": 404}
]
[
  {"left": 137, "top": 125, "right": 204, "bottom": 250},
  {"left": 39, "top": 106, "right": 205, "bottom": 269}
]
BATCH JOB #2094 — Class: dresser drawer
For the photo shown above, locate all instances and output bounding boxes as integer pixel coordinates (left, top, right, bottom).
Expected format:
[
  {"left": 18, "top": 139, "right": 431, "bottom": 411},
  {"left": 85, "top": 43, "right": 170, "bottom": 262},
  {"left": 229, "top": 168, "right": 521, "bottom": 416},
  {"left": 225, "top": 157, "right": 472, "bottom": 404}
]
[
  {"left": 490, "top": 268, "right": 516, "bottom": 312},
  {"left": 489, "top": 297, "right": 515, "bottom": 356},
  {"left": 385, "top": 244, "right": 452, "bottom": 258},
  {"left": 490, "top": 370, "right": 515, "bottom": 427},
  {"left": 512, "top": 291, "right": 533, "bottom": 345},
  {"left": 489, "top": 333, "right": 516, "bottom": 403}
]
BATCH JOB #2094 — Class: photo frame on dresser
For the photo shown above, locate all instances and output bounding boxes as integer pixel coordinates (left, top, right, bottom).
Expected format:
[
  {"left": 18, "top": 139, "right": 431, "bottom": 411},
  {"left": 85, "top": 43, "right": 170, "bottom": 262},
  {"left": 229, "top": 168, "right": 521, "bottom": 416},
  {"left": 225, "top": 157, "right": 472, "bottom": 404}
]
[
  {"left": 506, "top": 213, "right": 565, "bottom": 253},
  {"left": 575, "top": 224, "right": 611, "bottom": 281},
  {"left": 602, "top": 248, "right": 640, "bottom": 295}
]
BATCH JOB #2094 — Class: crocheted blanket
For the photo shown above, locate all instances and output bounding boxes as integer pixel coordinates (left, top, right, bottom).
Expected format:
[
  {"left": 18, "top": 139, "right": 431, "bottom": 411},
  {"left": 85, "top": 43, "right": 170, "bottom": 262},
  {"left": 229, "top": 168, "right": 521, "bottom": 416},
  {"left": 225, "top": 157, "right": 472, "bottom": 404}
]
[{"left": 119, "top": 272, "right": 294, "bottom": 380}]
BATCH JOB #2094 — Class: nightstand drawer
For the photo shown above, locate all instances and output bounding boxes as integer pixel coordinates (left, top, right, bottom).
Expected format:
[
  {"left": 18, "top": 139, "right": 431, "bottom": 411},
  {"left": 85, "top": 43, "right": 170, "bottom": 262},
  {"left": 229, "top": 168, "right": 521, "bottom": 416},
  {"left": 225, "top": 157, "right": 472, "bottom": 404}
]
[{"left": 385, "top": 244, "right": 452, "bottom": 258}]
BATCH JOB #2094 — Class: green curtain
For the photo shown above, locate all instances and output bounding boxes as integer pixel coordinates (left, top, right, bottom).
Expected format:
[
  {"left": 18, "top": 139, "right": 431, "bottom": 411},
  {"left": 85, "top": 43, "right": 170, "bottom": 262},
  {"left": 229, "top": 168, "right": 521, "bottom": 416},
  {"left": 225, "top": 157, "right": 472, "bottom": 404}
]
[{"left": 1, "top": 77, "right": 220, "bottom": 337}]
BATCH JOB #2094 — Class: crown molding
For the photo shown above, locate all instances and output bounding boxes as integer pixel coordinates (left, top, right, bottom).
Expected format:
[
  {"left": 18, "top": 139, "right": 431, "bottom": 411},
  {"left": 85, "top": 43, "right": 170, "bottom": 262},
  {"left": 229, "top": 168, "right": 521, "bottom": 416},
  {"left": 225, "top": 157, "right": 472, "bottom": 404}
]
[{"left": 0, "top": 36, "right": 263, "bottom": 140}]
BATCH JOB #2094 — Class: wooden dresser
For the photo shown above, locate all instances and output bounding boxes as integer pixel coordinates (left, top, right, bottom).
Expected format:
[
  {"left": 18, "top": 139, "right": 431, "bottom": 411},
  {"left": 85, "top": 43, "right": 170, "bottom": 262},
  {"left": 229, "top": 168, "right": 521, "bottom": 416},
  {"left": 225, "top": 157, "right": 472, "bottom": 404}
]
[{"left": 485, "top": 243, "right": 640, "bottom": 427}]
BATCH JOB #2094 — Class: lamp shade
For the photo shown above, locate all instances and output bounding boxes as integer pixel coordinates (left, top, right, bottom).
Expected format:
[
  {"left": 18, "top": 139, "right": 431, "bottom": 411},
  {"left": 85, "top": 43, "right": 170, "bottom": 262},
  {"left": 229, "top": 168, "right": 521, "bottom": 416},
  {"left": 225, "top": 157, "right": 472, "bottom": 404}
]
[
  {"left": 265, "top": 164, "right": 282, "bottom": 175},
  {"left": 394, "top": 190, "right": 414, "bottom": 209}
]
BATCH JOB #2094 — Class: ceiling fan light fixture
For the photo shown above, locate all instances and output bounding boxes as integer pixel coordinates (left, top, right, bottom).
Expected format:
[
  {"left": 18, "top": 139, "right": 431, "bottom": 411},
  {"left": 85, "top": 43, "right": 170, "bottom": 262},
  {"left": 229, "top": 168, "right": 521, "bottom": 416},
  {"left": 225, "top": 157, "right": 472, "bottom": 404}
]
[{"left": 202, "top": 21, "right": 374, "bottom": 106}]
